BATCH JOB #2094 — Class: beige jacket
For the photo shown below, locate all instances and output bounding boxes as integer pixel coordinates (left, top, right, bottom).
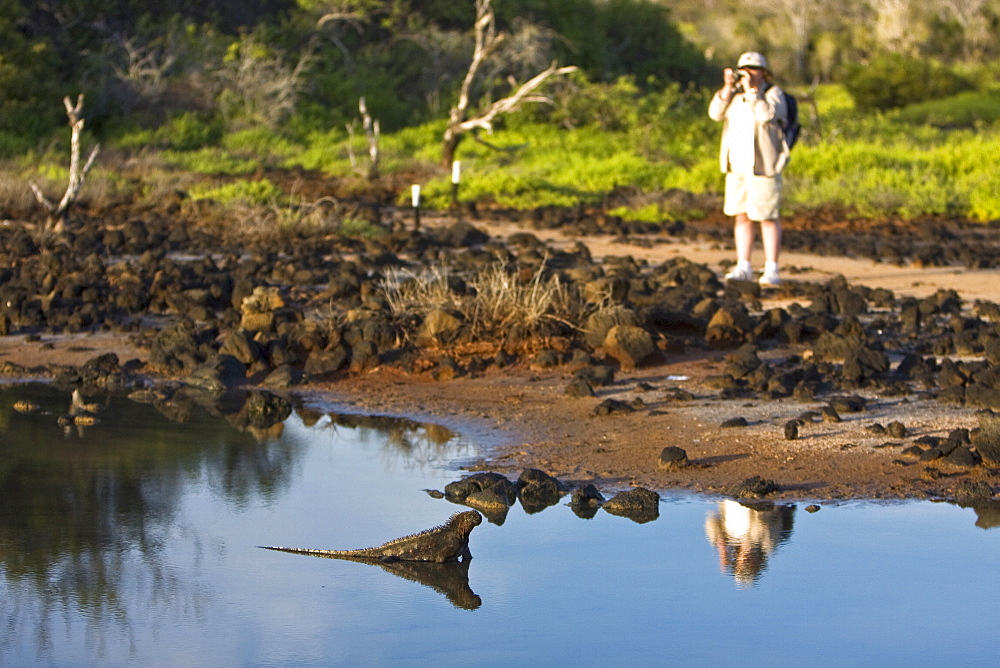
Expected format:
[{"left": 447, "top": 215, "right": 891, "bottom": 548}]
[{"left": 708, "top": 84, "right": 789, "bottom": 176}]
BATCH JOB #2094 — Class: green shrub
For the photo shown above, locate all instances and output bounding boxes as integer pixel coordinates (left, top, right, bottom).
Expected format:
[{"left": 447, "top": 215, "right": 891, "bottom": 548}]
[
  {"left": 161, "top": 148, "right": 259, "bottom": 175},
  {"left": 160, "top": 113, "right": 223, "bottom": 150},
  {"left": 898, "top": 89, "right": 1000, "bottom": 128},
  {"left": 843, "top": 54, "right": 974, "bottom": 111},
  {"left": 189, "top": 178, "right": 282, "bottom": 205}
]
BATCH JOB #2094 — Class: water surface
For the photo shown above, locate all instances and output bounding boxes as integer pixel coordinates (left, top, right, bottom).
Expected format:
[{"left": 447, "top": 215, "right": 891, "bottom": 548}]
[{"left": 1, "top": 383, "right": 998, "bottom": 665}]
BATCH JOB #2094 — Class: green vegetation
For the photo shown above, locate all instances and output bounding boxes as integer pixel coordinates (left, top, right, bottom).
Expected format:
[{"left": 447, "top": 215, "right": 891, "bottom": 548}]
[
  {"left": 843, "top": 54, "right": 975, "bottom": 111},
  {"left": 5, "top": 1, "right": 1000, "bottom": 225}
]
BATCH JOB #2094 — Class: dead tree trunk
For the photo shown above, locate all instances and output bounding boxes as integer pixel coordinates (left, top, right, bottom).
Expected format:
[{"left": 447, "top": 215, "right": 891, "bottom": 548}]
[
  {"left": 442, "top": 0, "right": 576, "bottom": 165},
  {"left": 29, "top": 94, "right": 100, "bottom": 233},
  {"left": 346, "top": 97, "right": 380, "bottom": 180}
]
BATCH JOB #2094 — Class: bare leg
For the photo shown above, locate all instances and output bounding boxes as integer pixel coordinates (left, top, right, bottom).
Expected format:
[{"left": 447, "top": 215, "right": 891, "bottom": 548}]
[
  {"left": 760, "top": 219, "right": 782, "bottom": 264},
  {"left": 734, "top": 213, "right": 755, "bottom": 263}
]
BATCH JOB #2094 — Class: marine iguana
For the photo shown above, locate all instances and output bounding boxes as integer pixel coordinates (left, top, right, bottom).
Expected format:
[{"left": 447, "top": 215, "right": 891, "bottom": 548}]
[{"left": 260, "top": 510, "right": 483, "bottom": 563}]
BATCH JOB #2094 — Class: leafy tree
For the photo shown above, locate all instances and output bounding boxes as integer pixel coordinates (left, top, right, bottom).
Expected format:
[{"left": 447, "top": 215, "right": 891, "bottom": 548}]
[
  {"left": 501, "top": 0, "right": 712, "bottom": 87},
  {"left": 843, "top": 53, "right": 975, "bottom": 110},
  {"left": 0, "top": 0, "right": 61, "bottom": 141}
]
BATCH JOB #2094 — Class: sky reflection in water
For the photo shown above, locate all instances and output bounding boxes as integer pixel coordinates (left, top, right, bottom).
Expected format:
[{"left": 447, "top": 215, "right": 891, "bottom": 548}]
[{"left": 1, "top": 383, "right": 999, "bottom": 665}]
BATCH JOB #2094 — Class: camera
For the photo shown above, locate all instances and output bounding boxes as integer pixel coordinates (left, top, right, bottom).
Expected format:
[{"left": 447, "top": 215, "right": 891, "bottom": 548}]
[{"left": 731, "top": 68, "right": 746, "bottom": 91}]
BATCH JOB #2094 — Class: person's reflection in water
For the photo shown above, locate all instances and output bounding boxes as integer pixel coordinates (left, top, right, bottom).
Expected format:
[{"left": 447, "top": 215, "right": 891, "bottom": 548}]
[{"left": 705, "top": 500, "right": 795, "bottom": 587}]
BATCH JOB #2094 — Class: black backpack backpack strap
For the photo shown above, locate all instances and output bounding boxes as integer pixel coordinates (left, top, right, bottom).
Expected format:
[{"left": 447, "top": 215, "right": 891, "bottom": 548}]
[{"left": 762, "top": 82, "right": 800, "bottom": 149}]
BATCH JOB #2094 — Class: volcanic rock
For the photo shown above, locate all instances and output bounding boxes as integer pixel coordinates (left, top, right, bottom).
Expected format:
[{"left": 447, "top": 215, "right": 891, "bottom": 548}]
[
  {"left": 602, "top": 487, "right": 660, "bottom": 523},
  {"left": 658, "top": 446, "right": 689, "bottom": 471},
  {"left": 602, "top": 324, "right": 656, "bottom": 371},
  {"left": 517, "top": 469, "right": 566, "bottom": 512},
  {"left": 705, "top": 302, "right": 754, "bottom": 348},
  {"left": 570, "top": 484, "right": 605, "bottom": 518},
  {"left": 244, "top": 389, "right": 293, "bottom": 428},
  {"left": 565, "top": 377, "right": 595, "bottom": 398},
  {"left": 591, "top": 398, "right": 635, "bottom": 416},
  {"left": 417, "top": 309, "right": 463, "bottom": 347},
  {"left": 585, "top": 306, "right": 640, "bottom": 348},
  {"left": 729, "top": 476, "right": 779, "bottom": 499},
  {"left": 972, "top": 410, "right": 1000, "bottom": 466},
  {"left": 185, "top": 354, "right": 247, "bottom": 393}
]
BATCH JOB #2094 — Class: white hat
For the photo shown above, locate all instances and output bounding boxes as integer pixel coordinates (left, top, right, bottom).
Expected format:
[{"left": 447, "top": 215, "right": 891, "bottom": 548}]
[{"left": 737, "top": 51, "right": 769, "bottom": 71}]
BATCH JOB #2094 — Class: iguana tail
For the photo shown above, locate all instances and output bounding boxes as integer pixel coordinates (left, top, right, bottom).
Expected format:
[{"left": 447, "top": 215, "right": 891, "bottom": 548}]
[{"left": 258, "top": 545, "right": 385, "bottom": 560}]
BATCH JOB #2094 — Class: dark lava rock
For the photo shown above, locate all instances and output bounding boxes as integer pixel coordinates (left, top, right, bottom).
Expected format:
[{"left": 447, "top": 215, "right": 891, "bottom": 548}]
[
  {"left": 705, "top": 302, "right": 755, "bottom": 348},
  {"left": 584, "top": 306, "right": 640, "bottom": 349},
  {"left": 591, "top": 398, "right": 635, "bottom": 416},
  {"left": 244, "top": 389, "right": 293, "bottom": 428},
  {"left": 948, "top": 428, "right": 971, "bottom": 446},
  {"left": 62, "top": 352, "right": 128, "bottom": 390},
  {"left": 261, "top": 364, "right": 303, "bottom": 388},
  {"left": 602, "top": 487, "right": 660, "bottom": 523},
  {"left": 951, "top": 480, "right": 993, "bottom": 501},
  {"left": 658, "top": 446, "right": 689, "bottom": 471},
  {"left": 148, "top": 321, "right": 212, "bottom": 372},
  {"left": 820, "top": 405, "right": 842, "bottom": 422},
  {"left": 571, "top": 484, "right": 605, "bottom": 508},
  {"left": 517, "top": 469, "right": 567, "bottom": 513},
  {"left": 303, "top": 346, "right": 348, "bottom": 378},
  {"left": 570, "top": 484, "right": 605, "bottom": 519},
  {"left": 972, "top": 409, "right": 1000, "bottom": 466},
  {"left": 944, "top": 446, "right": 981, "bottom": 469},
  {"left": 444, "top": 472, "right": 511, "bottom": 501},
  {"left": 725, "top": 344, "right": 763, "bottom": 378},
  {"left": 721, "top": 416, "right": 749, "bottom": 428},
  {"left": 729, "top": 476, "right": 779, "bottom": 499},
  {"left": 574, "top": 364, "right": 615, "bottom": 387},
  {"left": 185, "top": 354, "right": 247, "bottom": 393},
  {"left": 565, "top": 377, "right": 595, "bottom": 398},
  {"left": 827, "top": 395, "right": 867, "bottom": 413},
  {"left": 219, "top": 330, "right": 264, "bottom": 365},
  {"left": 466, "top": 478, "right": 518, "bottom": 511}
]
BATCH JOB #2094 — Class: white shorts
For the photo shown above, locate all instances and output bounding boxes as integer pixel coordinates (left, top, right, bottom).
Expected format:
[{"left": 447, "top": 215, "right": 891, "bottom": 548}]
[{"left": 724, "top": 172, "right": 782, "bottom": 221}]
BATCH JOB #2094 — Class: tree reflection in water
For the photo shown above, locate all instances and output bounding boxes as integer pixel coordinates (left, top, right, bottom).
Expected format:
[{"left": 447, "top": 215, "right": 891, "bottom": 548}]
[
  {"left": 0, "top": 383, "right": 479, "bottom": 655},
  {"left": 0, "top": 383, "right": 299, "bottom": 654},
  {"left": 705, "top": 500, "right": 796, "bottom": 587}
]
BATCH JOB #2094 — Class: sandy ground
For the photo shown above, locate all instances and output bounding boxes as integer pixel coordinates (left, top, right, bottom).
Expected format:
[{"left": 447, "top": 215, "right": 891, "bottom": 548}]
[{"left": 3, "top": 225, "right": 998, "bottom": 502}]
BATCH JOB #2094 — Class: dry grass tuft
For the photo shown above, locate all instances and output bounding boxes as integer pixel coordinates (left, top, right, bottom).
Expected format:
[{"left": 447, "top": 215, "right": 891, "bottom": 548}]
[
  {"left": 468, "top": 261, "right": 572, "bottom": 334},
  {"left": 381, "top": 265, "right": 464, "bottom": 316},
  {"left": 381, "top": 260, "right": 575, "bottom": 338}
]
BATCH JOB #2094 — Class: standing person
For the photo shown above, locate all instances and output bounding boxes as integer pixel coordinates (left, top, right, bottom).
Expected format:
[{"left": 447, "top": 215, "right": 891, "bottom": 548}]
[{"left": 708, "top": 51, "right": 790, "bottom": 286}]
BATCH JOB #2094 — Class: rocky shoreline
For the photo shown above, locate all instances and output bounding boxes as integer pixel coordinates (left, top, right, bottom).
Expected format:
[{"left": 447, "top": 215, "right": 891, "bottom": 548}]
[{"left": 2, "top": 197, "right": 1000, "bottom": 503}]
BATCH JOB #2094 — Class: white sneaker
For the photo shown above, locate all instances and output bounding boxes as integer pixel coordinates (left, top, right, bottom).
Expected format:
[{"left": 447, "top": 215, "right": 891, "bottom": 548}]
[
  {"left": 724, "top": 264, "right": 754, "bottom": 282},
  {"left": 758, "top": 266, "right": 781, "bottom": 286}
]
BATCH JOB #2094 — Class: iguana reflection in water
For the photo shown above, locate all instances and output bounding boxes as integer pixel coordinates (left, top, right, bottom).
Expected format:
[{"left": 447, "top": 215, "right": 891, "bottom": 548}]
[{"left": 305, "top": 554, "right": 481, "bottom": 610}]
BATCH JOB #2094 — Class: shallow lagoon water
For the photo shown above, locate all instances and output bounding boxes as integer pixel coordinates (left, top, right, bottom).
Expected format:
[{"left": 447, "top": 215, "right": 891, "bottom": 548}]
[{"left": 1, "top": 383, "right": 999, "bottom": 666}]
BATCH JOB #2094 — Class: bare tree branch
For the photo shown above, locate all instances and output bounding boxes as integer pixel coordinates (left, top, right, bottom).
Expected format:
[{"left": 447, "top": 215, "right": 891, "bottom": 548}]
[
  {"left": 29, "top": 94, "right": 100, "bottom": 233},
  {"left": 442, "top": 0, "right": 576, "bottom": 164},
  {"left": 346, "top": 97, "right": 380, "bottom": 180}
]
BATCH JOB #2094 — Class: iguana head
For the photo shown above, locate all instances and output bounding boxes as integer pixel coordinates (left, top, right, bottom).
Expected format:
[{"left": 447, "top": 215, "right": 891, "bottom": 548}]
[{"left": 449, "top": 510, "right": 483, "bottom": 536}]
